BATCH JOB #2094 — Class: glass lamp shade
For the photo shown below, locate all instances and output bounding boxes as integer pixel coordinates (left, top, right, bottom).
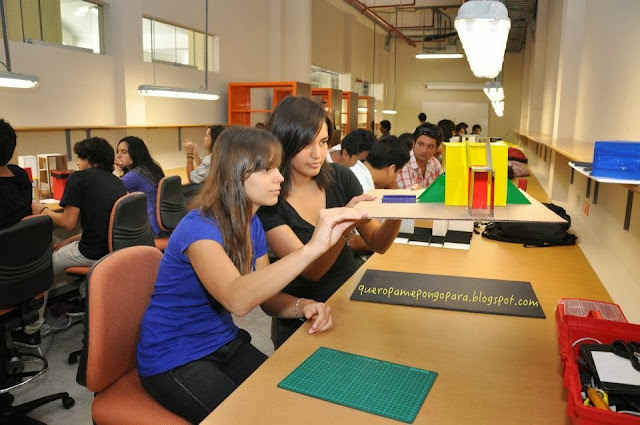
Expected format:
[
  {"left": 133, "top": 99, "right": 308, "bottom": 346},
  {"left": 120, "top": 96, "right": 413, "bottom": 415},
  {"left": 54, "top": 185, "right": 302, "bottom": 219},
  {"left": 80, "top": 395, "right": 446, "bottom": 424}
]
[
  {"left": 492, "top": 100, "right": 504, "bottom": 117},
  {"left": 455, "top": 0, "right": 511, "bottom": 78},
  {"left": 483, "top": 81, "right": 504, "bottom": 101}
]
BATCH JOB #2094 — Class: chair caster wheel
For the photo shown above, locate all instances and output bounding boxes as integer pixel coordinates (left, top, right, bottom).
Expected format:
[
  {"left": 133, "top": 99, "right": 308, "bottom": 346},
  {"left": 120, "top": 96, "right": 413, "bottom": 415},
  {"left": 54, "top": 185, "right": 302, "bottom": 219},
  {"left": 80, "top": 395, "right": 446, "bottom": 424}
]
[{"left": 62, "top": 396, "right": 75, "bottom": 409}]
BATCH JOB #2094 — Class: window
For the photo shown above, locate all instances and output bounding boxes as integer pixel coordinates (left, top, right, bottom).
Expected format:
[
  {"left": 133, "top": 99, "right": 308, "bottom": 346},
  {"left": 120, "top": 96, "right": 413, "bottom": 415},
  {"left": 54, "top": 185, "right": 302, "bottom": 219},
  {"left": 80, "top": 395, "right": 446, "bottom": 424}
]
[
  {"left": 142, "top": 18, "right": 217, "bottom": 72},
  {"left": 60, "top": 0, "right": 103, "bottom": 53},
  {"left": 311, "top": 65, "right": 340, "bottom": 89},
  {"left": 1, "top": 0, "right": 103, "bottom": 54},
  {"left": 354, "top": 79, "right": 371, "bottom": 96}
]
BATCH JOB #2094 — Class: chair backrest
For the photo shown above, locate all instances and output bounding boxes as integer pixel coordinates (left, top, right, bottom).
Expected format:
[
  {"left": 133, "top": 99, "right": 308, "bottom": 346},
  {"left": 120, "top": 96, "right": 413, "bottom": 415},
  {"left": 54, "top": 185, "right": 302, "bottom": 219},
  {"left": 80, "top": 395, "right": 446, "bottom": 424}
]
[
  {"left": 156, "top": 175, "right": 187, "bottom": 232},
  {"left": 0, "top": 215, "right": 53, "bottom": 309},
  {"left": 109, "top": 192, "right": 155, "bottom": 252},
  {"left": 85, "top": 246, "right": 162, "bottom": 392}
]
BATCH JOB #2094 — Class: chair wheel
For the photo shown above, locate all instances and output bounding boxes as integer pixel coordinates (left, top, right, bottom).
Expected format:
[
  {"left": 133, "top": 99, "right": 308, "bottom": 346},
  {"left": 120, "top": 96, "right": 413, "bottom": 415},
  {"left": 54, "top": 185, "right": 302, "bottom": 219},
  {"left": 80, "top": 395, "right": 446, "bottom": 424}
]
[
  {"left": 68, "top": 353, "right": 79, "bottom": 365},
  {"left": 62, "top": 396, "right": 75, "bottom": 409}
]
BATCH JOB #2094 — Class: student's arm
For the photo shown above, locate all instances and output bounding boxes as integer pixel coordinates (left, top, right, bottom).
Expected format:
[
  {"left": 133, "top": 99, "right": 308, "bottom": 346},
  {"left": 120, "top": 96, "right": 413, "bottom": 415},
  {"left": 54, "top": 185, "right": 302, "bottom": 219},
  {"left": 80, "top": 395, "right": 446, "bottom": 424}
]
[
  {"left": 187, "top": 207, "right": 366, "bottom": 317},
  {"left": 258, "top": 255, "right": 333, "bottom": 334},
  {"left": 355, "top": 217, "right": 401, "bottom": 254},
  {"left": 32, "top": 204, "right": 80, "bottom": 231},
  {"left": 264, "top": 194, "right": 373, "bottom": 282}
]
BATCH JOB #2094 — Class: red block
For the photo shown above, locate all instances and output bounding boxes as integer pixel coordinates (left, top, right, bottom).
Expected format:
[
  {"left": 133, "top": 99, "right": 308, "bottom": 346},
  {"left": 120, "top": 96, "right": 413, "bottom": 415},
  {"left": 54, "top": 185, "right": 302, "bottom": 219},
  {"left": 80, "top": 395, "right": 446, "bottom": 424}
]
[{"left": 51, "top": 170, "right": 73, "bottom": 200}]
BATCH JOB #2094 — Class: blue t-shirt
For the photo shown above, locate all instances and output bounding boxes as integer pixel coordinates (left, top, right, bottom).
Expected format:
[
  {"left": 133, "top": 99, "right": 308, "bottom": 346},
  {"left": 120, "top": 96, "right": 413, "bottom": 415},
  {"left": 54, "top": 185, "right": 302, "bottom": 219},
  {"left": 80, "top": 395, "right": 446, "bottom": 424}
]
[
  {"left": 121, "top": 169, "right": 161, "bottom": 236},
  {"left": 136, "top": 209, "right": 268, "bottom": 377}
]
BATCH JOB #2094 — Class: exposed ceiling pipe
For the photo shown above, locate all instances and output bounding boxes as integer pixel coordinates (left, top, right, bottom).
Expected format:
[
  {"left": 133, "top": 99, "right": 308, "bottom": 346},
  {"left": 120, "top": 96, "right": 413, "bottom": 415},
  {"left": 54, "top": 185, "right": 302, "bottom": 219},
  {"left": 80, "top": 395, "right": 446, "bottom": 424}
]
[
  {"left": 366, "top": 0, "right": 416, "bottom": 8},
  {"left": 345, "top": 0, "right": 416, "bottom": 47}
]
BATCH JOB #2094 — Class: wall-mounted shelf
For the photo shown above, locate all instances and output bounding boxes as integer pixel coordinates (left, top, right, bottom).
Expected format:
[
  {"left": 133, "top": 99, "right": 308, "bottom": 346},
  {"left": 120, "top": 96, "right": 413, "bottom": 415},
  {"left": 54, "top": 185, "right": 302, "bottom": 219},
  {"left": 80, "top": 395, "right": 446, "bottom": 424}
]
[{"left": 227, "top": 81, "right": 312, "bottom": 126}]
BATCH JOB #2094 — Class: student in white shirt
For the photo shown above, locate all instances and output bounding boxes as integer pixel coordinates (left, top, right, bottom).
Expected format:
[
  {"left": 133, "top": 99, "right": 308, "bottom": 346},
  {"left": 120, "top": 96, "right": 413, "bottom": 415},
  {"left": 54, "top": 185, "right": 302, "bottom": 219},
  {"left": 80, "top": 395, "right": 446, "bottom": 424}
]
[
  {"left": 349, "top": 136, "right": 410, "bottom": 192},
  {"left": 326, "top": 129, "right": 376, "bottom": 167}
]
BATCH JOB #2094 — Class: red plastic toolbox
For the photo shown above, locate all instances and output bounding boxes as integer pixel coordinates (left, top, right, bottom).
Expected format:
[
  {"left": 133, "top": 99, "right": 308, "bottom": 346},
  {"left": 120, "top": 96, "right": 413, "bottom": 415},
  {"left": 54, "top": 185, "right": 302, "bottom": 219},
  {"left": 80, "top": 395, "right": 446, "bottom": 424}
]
[{"left": 555, "top": 299, "right": 640, "bottom": 425}]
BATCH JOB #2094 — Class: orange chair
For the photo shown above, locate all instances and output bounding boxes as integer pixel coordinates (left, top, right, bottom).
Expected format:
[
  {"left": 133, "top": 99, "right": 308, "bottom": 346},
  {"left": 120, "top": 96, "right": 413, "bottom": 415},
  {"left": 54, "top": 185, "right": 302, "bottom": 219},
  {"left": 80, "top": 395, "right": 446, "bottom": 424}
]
[
  {"left": 0, "top": 215, "right": 75, "bottom": 423},
  {"left": 154, "top": 175, "right": 187, "bottom": 251},
  {"left": 82, "top": 246, "right": 189, "bottom": 424},
  {"left": 64, "top": 191, "right": 155, "bottom": 276}
]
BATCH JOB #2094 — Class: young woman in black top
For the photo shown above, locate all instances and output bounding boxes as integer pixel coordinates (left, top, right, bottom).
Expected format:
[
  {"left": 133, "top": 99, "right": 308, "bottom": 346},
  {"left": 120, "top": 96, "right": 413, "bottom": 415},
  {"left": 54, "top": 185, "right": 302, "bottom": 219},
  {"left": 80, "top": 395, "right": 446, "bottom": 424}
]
[{"left": 257, "top": 96, "right": 401, "bottom": 348}]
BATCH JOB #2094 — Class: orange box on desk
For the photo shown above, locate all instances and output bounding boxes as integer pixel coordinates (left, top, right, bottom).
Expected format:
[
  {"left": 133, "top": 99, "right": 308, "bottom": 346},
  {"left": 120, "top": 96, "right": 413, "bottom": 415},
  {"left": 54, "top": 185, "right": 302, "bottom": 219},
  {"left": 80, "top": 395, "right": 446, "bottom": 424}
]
[{"left": 51, "top": 170, "right": 72, "bottom": 200}]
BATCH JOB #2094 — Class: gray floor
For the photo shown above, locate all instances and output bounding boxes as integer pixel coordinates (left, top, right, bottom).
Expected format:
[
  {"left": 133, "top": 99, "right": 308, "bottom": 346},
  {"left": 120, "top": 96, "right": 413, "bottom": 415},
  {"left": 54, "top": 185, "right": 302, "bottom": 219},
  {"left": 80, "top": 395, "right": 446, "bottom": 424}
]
[{"left": 10, "top": 307, "right": 274, "bottom": 425}]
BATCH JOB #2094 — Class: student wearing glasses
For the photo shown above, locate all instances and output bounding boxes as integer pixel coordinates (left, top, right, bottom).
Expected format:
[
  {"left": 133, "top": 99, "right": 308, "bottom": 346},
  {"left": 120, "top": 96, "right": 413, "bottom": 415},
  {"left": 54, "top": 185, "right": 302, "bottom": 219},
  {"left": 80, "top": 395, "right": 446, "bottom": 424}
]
[{"left": 396, "top": 123, "right": 444, "bottom": 190}]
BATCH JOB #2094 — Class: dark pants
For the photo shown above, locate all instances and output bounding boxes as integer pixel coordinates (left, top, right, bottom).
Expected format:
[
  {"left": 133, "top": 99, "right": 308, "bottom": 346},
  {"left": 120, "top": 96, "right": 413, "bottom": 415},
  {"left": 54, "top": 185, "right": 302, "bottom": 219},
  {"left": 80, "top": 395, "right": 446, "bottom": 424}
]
[
  {"left": 140, "top": 329, "right": 267, "bottom": 424},
  {"left": 271, "top": 317, "right": 304, "bottom": 350}
]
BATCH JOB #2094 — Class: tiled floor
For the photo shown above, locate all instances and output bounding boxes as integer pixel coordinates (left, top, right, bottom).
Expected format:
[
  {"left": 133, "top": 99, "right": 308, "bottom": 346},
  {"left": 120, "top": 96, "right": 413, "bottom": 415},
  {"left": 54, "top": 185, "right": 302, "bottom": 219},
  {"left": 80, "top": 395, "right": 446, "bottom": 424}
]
[{"left": 9, "top": 307, "right": 274, "bottom": 424}]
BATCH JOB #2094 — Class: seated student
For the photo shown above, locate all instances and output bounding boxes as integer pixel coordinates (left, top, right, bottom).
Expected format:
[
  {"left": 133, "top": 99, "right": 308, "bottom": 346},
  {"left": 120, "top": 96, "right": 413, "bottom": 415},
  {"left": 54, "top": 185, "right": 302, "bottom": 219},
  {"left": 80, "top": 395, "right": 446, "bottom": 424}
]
[
  {"left": 396, "top": 123, "right": 444, "bottom": 190},
  {"left": 183, "top": 124, "right": 225, "bottom": 184},
  {"left": 418, "top": 112, "right": 427, "bottom": 126},
  {"left": 326, "top": 128, "right": 376, "bottom": 167},
  {"left": 455, "top": 122, "right": 468, "bottom": 136},
  {"left": 115, "top": 136, "right": 165, "bottom": 236},
  {"left": 349, "top": 137, "right": 410, "bottom": 193},
  {"left": 257, "top": 96, "right": 401, "bottom": 349},
  {"left": 0, "top": 119, "right": 31, "bottom": 230},
  {"left": 379, "top": 120, "right": 391, "bottom": 139},
  {"left": 398, "top": 132, "right": 414, "bottom": 152},
  {"left": 137, "top": 126, "right": 365, "bottom": 424},
  {"left": 472, "top": 124, "right": 482, "bottom": 135},
  {"left": 437, "top": 119, "right": 456, "bottom": 143},
  {"left": 27, "top": 137, "right": 126, "bottom": 338}
]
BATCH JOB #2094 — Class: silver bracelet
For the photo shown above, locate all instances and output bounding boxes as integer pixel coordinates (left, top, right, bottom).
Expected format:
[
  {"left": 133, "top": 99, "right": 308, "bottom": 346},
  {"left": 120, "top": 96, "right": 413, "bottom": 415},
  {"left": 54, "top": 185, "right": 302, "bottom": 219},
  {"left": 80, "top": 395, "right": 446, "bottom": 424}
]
[{"left": 294, "top": 298, "right": 306, "bottom": 322}]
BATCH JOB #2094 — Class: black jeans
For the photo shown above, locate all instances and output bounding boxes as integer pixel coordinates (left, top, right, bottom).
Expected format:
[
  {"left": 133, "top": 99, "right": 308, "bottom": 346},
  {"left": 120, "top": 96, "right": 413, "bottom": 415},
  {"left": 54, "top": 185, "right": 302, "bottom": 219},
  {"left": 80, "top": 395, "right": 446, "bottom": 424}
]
[
  {"left": 271, "top": 317, "right": 304, "bottom": 350},
  {"left": 140, "top": 329, "right": 267, "bottom": 424}
]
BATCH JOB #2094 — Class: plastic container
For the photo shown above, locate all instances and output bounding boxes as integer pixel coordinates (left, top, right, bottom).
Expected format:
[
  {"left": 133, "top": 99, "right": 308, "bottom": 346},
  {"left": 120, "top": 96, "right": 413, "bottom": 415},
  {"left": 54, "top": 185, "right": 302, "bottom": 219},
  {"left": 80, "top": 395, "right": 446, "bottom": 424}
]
[
  {"left": 555, "top": 299, "right": 640, "bottom": 425},
  {"left": 51, "top": 170, "right": 72, "bottom": 200}
]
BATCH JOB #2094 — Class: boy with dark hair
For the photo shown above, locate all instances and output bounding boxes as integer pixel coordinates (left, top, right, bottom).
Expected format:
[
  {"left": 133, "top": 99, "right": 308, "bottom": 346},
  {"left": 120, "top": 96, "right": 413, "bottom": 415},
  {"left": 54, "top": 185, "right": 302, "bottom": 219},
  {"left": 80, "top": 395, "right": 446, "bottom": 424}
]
[
  {"left": 455, "top": 122, "right": 468, "bottom": 136},
  {"left": 327, "top": 129, "right": 376, "bottom": 167},
  {"left": 0, "top": 119, "right": 31, "bottom": 229},
  {"left": 349, "top": 136, "right": 410, "bottom": 192},
  {"left": 27, "top": 137, "right": 126, "bottom": 337},
  {"left": 418, "top": 112, "right": 427, "bottom": 124},
  {"left": 379, "top": 120, "right": 391, "bottom": 139},
  {"left": 396, "top": 123, "right": 444, "bottom": 190}
]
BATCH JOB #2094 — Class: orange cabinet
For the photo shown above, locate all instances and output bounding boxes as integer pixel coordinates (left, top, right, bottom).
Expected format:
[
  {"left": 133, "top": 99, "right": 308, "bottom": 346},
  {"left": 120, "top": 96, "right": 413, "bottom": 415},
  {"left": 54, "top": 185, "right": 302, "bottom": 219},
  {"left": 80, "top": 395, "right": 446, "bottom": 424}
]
[
  {"left": 227, "top": 81, "right": 311, "bottom": 126},
  {"left": 341, "top": 92, "right": 359, "bottom": 138},
  {"left": 357, "top": 96, "right": 375, "bottom": 132}
]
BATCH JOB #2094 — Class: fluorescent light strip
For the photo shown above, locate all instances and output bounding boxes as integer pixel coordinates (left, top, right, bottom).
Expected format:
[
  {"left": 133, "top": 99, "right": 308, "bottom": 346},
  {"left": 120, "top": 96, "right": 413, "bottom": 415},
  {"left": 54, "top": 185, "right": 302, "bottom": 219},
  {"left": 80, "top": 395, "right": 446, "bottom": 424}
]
[
  {"left": 0, "top": 71, "right": 40, "bottom": 89},
  {"left": 382, "top": 109, "right": 397, "bottom": 115},
  {"left": 357, "top": 107, "right": 368, "bottom": 113},
  {"left": 138, "top": 85, "right": 220, "bottom": 101},
  {"left": 416, "top": 53, "right": 464, "bottom": 59}
]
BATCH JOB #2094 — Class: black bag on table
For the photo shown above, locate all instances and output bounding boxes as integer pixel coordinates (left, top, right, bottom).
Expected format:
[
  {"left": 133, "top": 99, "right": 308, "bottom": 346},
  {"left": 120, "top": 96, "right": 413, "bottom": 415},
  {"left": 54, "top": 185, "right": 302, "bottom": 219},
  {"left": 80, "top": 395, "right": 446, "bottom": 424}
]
[{"left": 481, "top": 203, "right": 577, "bottom": 247}]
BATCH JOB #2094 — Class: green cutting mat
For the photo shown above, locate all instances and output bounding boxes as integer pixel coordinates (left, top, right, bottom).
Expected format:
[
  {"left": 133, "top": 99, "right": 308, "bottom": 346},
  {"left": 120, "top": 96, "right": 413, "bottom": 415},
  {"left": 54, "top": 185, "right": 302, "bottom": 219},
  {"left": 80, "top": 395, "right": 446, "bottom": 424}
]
[{"left": 278, "top": 347, "right": 438, "bottom": 423}]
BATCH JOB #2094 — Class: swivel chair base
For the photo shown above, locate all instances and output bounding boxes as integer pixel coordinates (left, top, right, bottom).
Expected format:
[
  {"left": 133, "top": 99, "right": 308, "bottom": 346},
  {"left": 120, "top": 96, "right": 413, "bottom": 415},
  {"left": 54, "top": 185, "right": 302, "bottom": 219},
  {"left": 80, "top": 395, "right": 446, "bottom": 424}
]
[{"left": 0, "top": 392, "right": 75, "bottom": 425}]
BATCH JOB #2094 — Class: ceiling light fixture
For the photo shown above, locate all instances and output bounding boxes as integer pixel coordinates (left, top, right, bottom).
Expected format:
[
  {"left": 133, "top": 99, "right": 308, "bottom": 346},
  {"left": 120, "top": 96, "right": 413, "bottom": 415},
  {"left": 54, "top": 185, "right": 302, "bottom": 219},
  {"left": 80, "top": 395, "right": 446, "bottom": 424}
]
[
  {"left": 483, "top": 81, "right": 504, "bottom": 101},
  {"left": 416, "top": 52, "right": 464, "bottom": 59},
  {"left": 0, "top": 0, "right": 40, "bottom": 90},
  {"left": 454, "top": 0, "right": 511, "bottom": 78},
  {"left": 492, "top": 100, "right": 504, "bottom": 117},
  {"left": 357, "top": 107, "right": 368, "bottom": 113},
  {"left": 138, "top": 0, "right": 219, "bottom": 101},
  {"left": 0, "top": 71, "right": 40, "bottom": 89}
]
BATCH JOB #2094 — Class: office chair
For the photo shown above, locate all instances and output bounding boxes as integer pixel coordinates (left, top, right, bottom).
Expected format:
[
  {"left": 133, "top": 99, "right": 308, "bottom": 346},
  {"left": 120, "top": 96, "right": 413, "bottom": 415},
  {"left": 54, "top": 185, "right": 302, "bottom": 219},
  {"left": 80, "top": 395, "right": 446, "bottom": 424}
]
[
  {"left": 82, "top": 246, "right": 189, "bottom": 424},
  {"left": 66, "top": 192, "right": 155, "bottom": 364},
  {"left": 0, "top": 215, "right": 75, "bottom": 424},
  {"left": 154, "top": 175, "right": 187, "bottom": 251}
]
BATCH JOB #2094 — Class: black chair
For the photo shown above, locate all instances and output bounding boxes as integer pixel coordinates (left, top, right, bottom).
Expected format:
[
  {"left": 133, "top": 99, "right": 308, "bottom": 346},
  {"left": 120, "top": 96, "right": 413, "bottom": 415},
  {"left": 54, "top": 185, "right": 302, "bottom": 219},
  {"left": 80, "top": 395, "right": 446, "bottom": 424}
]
[
  {"left": 0, "top": 215, "right": 75, "bottom": 424},
  {"left": 67, "top": 192, "right": 155, "bottom": 365},
  {"left": 154, "top": 176, "right": 187, "bottom": 251}
]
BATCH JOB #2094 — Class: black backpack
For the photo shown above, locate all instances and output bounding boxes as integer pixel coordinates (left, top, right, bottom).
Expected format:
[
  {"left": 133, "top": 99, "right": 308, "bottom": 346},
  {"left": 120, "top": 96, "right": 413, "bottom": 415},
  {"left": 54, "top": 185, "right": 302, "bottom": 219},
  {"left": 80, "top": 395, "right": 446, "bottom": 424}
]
[{"left": 481, "top": 203, "right": 577, "bottom": 247}]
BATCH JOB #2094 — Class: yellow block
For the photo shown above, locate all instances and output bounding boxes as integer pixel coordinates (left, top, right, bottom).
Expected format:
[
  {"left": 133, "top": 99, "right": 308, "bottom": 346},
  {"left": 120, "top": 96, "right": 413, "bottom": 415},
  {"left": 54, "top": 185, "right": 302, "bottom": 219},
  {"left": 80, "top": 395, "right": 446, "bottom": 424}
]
[{"left": 443, "top": 141, "right": 508, "bottom": 206}]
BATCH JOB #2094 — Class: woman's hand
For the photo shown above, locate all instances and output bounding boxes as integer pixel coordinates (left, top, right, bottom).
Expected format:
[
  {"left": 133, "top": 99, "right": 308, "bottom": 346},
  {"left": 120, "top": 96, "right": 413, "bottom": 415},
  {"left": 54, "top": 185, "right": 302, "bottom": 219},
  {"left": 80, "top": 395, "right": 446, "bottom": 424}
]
[
  {"left": 182, "top": 138, "right": 196, "bottom": 154},
  {"left": 346, "top": 193, "right": 375, "bottom": 208},
  {"left": 307, "top": 207, "right": 367, "bottom": 255},
  {"left": 301, "top": 300, "right": 334, "bottom": 334}
]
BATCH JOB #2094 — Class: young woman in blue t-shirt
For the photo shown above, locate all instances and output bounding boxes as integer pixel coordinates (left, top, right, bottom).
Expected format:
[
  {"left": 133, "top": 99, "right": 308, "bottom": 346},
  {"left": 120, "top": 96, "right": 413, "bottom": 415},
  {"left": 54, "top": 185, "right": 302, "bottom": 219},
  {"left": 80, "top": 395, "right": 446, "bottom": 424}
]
[{"left": 137, "top": 126, "right": 366, "bottom": 423}]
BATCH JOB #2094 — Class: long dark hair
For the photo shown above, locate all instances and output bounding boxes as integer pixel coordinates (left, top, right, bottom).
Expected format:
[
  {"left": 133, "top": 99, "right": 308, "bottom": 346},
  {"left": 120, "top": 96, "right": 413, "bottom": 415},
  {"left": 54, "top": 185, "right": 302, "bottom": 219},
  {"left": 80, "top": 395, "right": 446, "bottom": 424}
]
[
  {"left": 267, "top": 96, "right": 334, "bottom": 198},
  {"left": 118, "top": 136, "right": 164, "bottom": 184},
  {"left": 196, "top": 126, "right": 282, "bottom": 274},
  {"left": 206, "top": 125, "right": 226, "bottom": 154}
]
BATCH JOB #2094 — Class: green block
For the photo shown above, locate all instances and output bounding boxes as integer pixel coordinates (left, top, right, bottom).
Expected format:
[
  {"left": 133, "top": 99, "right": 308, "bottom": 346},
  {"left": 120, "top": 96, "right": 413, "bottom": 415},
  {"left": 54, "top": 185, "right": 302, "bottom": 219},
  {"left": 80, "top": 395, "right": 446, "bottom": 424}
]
[
  {"left": 278, "top": 347, "right": 438, "bottom": 423},
  {"left": 417, "top": 174, "right": 445, "bottom": 203},
  {"left": 506, "top": 179, "right": 531, "bottom": 204}
]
